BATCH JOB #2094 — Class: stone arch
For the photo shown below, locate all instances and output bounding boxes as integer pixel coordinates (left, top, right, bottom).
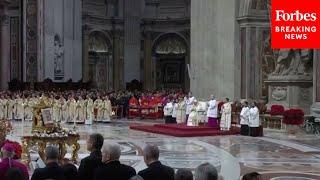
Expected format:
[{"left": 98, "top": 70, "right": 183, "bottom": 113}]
[
  {"left": 151, "top": 33, "right": 190, "bottom": 90},
  {"left": 87, "top": 31, "right": 113, "bottom": 90}
]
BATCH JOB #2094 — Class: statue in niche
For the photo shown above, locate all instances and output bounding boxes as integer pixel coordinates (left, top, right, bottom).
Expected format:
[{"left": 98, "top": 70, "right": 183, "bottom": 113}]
[
  {"left": 271, "top": 49, "right": 313, "bottom": 76},
  {"left": 54, "top": 34, "right": 64, "bottom": 79}
]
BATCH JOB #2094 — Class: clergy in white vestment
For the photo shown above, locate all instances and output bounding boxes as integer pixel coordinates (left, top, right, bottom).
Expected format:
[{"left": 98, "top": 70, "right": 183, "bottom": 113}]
[
  {"left": 163, "top": 99, "right": 174, "bottom": 124},
  {"left": 7, "top": 97, "right": 15, "bottom": 120},
  {"left": 196, "top": 101, "right": 207, "bottom": 125},
  {"left": 94, "top": 97, "right": 103, "bottom": 122},
  {"left": 101, "top": 96, "right": 112, "bottom": 122},
  {"left": 0, "top": 95, "right": 7, "bottom": 119},
  {"left": 187, "top": 100, "right": 198, "bottom": 126},
  {"left": 207, "top": 95, "right": 218, "bottom": 127},
  {"left": 24, "top": 97, "right": 36, "bottom": 121},
  {"left": 240, "top": 101, "right": 250, "bottom": 136},
  {"left": 60, "top": 96, "right": 68, "bottom": 122},
  {"left": 52, "top": 97, "right": 62, "bottom": 122},
  {"left": 220, "top": 98, "right": 232, "bottom": 131},
  {"left": 249, "top": 102, "right": 260, "bottom": 137},
  {"left": 186, "top": 92, "right": 195, "bottom": 120},
  {"left": 171, "top": 99, "right": 178, "bottom": 124},
  {"left": 176, "top": 96, "right": 186, "bottom": 124},
  {"left": 67, "top": 96, "right": 77, "bottom": 123},
  {"left": 14, "top": 95, "right": 24, "bottom": 120},
  {"left": 85, "top": 95, "right": 94, "bottom": 125},
  {"left": 75, "top": 96, "right": 86, "bottom": 123}
]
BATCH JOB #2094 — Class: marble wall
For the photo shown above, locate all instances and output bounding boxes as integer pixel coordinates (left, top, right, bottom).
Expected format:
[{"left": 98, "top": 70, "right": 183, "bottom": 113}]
[
  {"left": 190, "top": 0, "right": 240, "bottom": 99},
  {"left": 41, "top": 0, "right": 82, "bottom": 82}
]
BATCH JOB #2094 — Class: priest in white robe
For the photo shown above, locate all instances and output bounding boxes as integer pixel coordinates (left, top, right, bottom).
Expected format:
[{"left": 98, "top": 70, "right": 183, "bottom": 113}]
[
  {"left": 249, "top": 102, "right": 260, "bottom": 137},
  {"left": 187, "top": 100, "right": 198, "bottom": 126},
  {"left": 207, "top": 95, "right": 218, "bottom": 127},
  {"left": 101, "top": 96, "right": 112, "bottom": 122},
  {"left": 176, "top": 97, "right": 186, "bottom": 124},
  {"left": 75, "top": 96, "right": 86, "bottom": 123},
  {"left": 67, "top": 96, "right": 77, "bottom": 123},
  {"left": 14, "top": 95, "right": 24, "bottom": 120},
  {"left": 94, "top": 97, "right": 103, "bottom": 122},
  {"left": 85, "top": 95, "right": 94, "bottom": 125},
  {"left": 186, "top": 92, "right": 195, "bottom": 120},
  {"left": 220, "top": 98, "right": 232, "bottom": 131},
  {"left": 240, "top": 101, "right": 250, "bottom": 136}
]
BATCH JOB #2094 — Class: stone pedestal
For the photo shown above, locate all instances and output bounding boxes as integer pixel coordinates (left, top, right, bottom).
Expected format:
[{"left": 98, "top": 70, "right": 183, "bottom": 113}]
[{"left": 266, "top": 77, "right": 313, "bottom": 113}]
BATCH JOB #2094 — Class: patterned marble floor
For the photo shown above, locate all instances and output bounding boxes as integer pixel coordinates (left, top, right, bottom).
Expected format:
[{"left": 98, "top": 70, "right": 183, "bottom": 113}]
[{"left": 7, "top": 119, "right": 320, "bottom": 180}]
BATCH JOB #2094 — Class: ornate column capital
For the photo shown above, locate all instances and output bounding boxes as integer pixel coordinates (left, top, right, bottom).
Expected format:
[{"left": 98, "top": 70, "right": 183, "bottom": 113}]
[{"left": 0, "top": 15, "right": 9, "bottom": 26}]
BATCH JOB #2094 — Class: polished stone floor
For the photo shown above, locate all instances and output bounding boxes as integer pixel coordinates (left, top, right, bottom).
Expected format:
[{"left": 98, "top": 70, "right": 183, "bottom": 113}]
[{"left": 7, "top": 119, "right": 320, "bottom": 180}]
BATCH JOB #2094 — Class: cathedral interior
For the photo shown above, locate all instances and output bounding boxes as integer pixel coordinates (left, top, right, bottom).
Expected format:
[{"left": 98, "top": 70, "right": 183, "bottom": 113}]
[{"left": 1, "top": 0, "right": 320, "bottom": 179}]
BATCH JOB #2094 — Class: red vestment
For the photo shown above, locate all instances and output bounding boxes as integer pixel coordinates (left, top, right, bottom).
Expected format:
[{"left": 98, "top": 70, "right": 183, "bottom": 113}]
[{"left": 128, "top": 97, "right": 140, "bottom": 118}]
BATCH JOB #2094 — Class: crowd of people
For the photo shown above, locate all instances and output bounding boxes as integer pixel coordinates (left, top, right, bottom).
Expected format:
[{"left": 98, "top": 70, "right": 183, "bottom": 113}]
[{"left": 0, "top": 133, "right": 261, "bottom": 180}]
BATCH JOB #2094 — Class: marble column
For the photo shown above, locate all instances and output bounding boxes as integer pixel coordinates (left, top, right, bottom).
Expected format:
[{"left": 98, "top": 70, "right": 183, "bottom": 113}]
[
  {"left": 190, "top": 0, "right": 239, "bottom": 99},
  {"left": 0, "top": 0, "right": 10, "bottom": 90},
  {"left": 113, "top": 31, "right": 121, "bottom": 90},
  {"left": 143, "top": 31, "right": 153, "bottom": 90},
  {"left": 82, "top": 25, "right": 90, "bottom": 82},
  {"left": 311, "top": 50, "right": 320, "bottom": 120}
]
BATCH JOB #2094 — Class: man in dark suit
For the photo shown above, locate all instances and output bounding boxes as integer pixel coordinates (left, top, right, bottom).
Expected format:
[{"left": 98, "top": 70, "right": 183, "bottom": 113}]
[
  {"left": 94, "top": 142, "right": 136, "bottom": 180},
  {"left": 138, "top": 145, "right": 174, "bottom": 180},
  {"left": 31, "top": 146, "right": 66, "bottom": 180},
  {"left": 78, "top": 133, "right": 104, "bottom": 180}
]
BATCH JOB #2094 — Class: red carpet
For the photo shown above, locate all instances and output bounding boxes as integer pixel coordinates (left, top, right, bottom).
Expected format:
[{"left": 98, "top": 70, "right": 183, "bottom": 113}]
[{"left": 130, "top": 124, "right": 240, "bottom": 137}]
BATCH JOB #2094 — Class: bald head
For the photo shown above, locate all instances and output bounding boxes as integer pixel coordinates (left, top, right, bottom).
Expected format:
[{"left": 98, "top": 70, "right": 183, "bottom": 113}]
[
  {"left": 102, "top": 142, "right": 121, "bottom": 163},
  {"left": 143, "top": 145, "right": 159, "bottom": 165}
]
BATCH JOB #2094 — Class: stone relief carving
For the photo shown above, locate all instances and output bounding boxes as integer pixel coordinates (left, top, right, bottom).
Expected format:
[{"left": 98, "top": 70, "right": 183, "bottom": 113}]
[
  {"left": 155, "top": 38, "right": 186, "bottom": 54},
  {"left": 300, "top": 88, "right": 310, "bottom": 102},
  {"left": 54, "top": 34, "right": 64, "bottom": 80},
  {"left": 271, "top": 87, "right": 287, "bottom": 101},
  {"left": 271, "top": 49, "right": 313, "bottom": 77}
]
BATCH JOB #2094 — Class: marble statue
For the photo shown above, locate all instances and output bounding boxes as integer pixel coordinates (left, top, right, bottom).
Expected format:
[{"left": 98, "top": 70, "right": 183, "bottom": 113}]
[
  {"left": 271, "top": 49, "right": 313, "bottom": 77},
  {"left": 54, "top": 34, "right": 64, "bottom": 77}
]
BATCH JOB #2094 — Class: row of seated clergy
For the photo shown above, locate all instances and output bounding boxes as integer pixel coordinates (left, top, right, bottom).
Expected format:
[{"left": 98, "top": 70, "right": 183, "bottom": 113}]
[
  {"left": 128, "top": 96, "right": 164, "bottom": 119},
  {"left": 0, "top": 95, "right": 113, "bottom": 124}
]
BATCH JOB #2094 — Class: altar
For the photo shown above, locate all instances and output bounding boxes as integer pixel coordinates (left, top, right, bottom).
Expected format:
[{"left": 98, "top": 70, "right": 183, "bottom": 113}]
[{"left": 21, "top": 96, "right": 80, "bottom": 164}]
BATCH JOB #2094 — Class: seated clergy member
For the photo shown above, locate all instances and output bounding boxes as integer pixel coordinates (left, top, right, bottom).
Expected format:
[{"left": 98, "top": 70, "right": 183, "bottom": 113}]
[
  {"left": 78, "top": 133, "right": 104, "bottom": 180},
  {"left": 31, "top": 146, "right": 66, "bottom": 180},
  {"left": 94, "top": 142, "right": 136, "bottom": 180},
  {"left": 0, "top": 143, "right": 29, "bottom": 180},
  {"left": 138, "top": 145, "right": 174, "bottom": 180}
]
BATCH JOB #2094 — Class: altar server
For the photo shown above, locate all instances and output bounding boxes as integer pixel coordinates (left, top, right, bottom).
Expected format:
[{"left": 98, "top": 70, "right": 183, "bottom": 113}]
[
  {"left": 163, "top": 99, "right": 174, "bottom": 123},
  {"left": 240, "top": 101, "right": 250, "bottom": 135},
  {"left": 207, "top": 95, "right": 218, "bottom": 127},
  {"left": 171, "top": 99, "right": 178, "bottom": 124},
  {"left": 249, "top": 102, "right": 260, "bottom": 137},
  {"left": 220, "top": 98, "right": 232, "bottom": 131}
]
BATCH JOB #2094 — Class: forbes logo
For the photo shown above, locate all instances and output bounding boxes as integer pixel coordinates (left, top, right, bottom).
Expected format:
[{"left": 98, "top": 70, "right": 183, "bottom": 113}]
[{"left": 275, "top": 10, "right": 317, "bottom": 22}]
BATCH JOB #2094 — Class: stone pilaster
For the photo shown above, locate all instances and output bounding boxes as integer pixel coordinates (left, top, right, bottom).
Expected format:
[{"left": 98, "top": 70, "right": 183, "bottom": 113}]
[
  {"left": 143, "top": 31, "right": 153, "bottom": 90},
  {"left": 311, "top": 50, "right": 320, "bottom": 119},
  {"left": 0, "top": 0, "right": 10, "bottom": 90},
  {"left": 113, "top": 30, "right": 121, "bottom": 90},
  {"left": 82, "top": 25, "right": 90, "bottom": 82}
]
